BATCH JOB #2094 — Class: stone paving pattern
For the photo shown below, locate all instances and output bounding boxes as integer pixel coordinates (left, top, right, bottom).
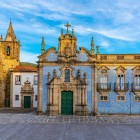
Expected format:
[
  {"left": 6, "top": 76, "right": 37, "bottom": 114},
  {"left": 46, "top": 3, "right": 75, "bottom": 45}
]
[
  {"left": 0, "top": 113, "right": 140, "bottom": 140},
  {"left": 0, "top": 112, "right": 140, "bottom": 124}
]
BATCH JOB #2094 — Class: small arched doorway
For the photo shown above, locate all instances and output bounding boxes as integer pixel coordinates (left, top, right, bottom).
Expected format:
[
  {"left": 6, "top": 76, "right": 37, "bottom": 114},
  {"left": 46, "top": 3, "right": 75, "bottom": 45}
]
[{"left": 61, "top": 91, "right": 73, "bottom": 115}]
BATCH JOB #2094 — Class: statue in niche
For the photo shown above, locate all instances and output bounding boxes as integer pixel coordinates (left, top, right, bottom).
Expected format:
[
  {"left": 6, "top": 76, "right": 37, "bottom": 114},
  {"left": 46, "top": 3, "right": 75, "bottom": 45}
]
[{"left": 64, "top": 44, "right": 71, "bottom": 57}]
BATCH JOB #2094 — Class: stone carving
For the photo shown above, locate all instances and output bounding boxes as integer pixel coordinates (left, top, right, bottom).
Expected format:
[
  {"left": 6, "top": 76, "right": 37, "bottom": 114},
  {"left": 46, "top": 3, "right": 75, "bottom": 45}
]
[
  {"left": 20, "top": 79, "right": 34, "bottom": 109},
  {"left": 21, "top": 79, "right": 34, "bottom": 93},
  {"left": 64, "top": 45, "right": 71, "bottom": 58},
  {"left": 46, "top": 67, "right": 88, "bottom": 115},
  {"left": 60, "top": 83, "right": 73, "bottom": 90}
]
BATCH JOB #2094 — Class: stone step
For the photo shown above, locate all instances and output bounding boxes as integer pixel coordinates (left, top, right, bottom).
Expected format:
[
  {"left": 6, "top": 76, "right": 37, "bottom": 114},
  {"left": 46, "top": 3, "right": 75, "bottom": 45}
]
[{"left": 0, "top": 108, "right": 37, "bottom": 113}]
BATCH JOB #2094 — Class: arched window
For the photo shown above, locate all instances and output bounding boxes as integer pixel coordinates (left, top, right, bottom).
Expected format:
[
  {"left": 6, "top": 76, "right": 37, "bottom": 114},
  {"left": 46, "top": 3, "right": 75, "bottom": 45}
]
[
  {"left": 64, "top": 69, "right": 70, "bottom": 82},
  {"left": 6, "top": 46, "right": 10, "bottom": 56},
  {"left": 17, "top": 48, "right": 19, "bottom": 58}
]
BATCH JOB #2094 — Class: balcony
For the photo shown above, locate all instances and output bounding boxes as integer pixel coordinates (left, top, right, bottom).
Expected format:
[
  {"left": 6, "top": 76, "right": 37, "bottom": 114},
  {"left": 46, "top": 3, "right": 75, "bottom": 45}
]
[
  {"left": 132, "top": 83, "right": 140, "bottom": 92},
  {"left": 114, "top": 83, "right": 129, "bottom": 92},
  {"left": 97, "top": 83, "right": 111, "bottom": 92}
]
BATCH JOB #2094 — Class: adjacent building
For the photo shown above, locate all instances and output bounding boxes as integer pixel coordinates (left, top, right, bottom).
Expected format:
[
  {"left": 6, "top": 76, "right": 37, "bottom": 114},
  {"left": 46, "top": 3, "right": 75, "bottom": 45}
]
[{"left": 10, "top": 65, "right": 38, "bottom": 109}]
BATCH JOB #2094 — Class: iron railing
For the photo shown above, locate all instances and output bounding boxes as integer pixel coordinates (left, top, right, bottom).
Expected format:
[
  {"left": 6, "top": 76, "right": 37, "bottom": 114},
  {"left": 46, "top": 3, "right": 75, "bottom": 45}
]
[
  {"left": 114, "top": 83, "right": 129, "bottom": 92},
  {"left": 132, "top": 83, "right": 140, "bottom": 92},
  {"left": 97, "top": 83, "right": 111, "bottom": 91}
]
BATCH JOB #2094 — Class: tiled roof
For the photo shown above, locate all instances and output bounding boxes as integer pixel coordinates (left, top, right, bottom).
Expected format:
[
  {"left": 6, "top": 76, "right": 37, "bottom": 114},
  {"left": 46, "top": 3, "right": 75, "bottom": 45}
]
[{"left": 12, "top": 65, "right": 37, "bottom": 72}]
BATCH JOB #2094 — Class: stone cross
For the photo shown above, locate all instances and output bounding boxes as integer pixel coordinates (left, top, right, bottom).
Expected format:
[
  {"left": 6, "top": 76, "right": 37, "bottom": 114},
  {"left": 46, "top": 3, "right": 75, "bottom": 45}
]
[{"left": 64, "top": 22, "right": 71, "bottom": 34}]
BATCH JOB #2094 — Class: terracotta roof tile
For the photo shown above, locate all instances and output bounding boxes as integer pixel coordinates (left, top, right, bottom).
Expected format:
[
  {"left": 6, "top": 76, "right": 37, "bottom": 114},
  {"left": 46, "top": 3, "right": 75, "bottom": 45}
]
[{"left": 13, "top": 65, "right": 37, "bottom": 72}]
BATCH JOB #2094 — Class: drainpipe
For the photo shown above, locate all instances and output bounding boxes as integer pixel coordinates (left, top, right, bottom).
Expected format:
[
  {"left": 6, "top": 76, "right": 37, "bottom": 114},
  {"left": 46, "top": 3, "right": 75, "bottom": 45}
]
[{"left": 129, "top": 92, "right": 131, "bottom": 116}]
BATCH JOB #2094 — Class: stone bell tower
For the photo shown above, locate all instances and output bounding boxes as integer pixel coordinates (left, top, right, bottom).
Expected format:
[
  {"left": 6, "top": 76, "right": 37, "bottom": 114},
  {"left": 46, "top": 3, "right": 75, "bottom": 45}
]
[
  {"left": 0, "top": 22, "right": 20, "bottom": 107},
  {"left": 58, "top": 22, "right": 77, "bottom": 62}
]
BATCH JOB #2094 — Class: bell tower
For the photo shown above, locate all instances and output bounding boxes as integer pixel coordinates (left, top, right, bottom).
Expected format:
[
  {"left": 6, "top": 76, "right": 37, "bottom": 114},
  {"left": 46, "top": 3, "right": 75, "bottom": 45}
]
[
  {"left": 58, "top": 22, "right": 77, "bottom": 62},
  {"left": 0, "top": 21, "right": 20, "bottom": 107},
  {"left": 4, "top": 21, "right": 20, "bottom": 61}
]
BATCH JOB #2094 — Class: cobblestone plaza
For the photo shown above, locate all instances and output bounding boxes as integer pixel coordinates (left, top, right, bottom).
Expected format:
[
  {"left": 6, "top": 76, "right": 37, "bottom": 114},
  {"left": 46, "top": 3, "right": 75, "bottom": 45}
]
[
  {"left": 0, "top": 112, "right": 140, "bottom": 140},
  {"left": 0, "top": 112, "right": 140, "bottom": 124}
]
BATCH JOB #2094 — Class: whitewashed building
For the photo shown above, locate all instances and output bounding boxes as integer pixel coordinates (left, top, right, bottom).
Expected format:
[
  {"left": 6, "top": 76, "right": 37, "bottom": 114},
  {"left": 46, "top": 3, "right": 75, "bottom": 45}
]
[{"left": 10, "top": 65, "right": 38, "bottom": 109}]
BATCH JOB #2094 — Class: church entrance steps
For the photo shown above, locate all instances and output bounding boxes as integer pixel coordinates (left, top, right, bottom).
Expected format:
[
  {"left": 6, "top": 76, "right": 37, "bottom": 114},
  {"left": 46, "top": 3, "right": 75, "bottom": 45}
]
[{"left": 0, "top": 108, "right": 36, "bottom": 114}]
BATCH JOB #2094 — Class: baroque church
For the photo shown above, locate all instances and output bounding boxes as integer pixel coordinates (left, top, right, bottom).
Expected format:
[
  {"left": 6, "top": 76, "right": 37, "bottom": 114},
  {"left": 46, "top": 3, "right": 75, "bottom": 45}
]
[{"left": 37, "top": 22, "right": 140, "bottom": 115}]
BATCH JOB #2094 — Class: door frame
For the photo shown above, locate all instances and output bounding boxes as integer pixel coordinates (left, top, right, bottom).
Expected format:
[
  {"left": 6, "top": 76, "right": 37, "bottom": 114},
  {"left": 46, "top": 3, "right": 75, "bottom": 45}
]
[
  {"left": 59, "top": 90, "right": 75, "bottom": 115},
  {"left": 24, "top": 96, "right": 31, "bottom": 108},
  {"left": 21, "top": 94, "right": 33, "bottom": 109},
  {"left": 61, "top": 91, "right": 73, "bottom": 115}
]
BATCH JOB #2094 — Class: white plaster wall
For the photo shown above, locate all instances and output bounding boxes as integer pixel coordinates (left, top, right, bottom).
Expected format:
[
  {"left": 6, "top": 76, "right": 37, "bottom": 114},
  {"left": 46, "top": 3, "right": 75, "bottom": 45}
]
[{"left": 12, "top": 72, "right": 37, "bottom": 108}]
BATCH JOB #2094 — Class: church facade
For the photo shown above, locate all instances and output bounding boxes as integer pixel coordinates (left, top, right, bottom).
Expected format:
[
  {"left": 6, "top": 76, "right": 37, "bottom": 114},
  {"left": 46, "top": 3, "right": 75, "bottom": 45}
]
[{"left": 37, "top": 23, "right": 140, "bottom": 115}]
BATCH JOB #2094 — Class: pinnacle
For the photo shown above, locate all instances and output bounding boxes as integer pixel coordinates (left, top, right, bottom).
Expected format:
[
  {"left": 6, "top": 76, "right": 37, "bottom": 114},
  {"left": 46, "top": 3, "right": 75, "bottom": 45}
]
[{"left": 5, "top": 22, "right": 16, "bottom": 41}]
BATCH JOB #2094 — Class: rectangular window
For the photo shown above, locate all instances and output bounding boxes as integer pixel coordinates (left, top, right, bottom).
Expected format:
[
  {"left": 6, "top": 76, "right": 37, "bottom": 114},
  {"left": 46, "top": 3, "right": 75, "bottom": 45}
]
[
  {"left": 101, "top": 55, "right": 107, "bottom": 60},
  {"left": 34, "top": 75, "right": 38, "bottom": 85},
  {"left": 117, "top": 56, "right": 124, "bottom": 60},
  {"left": 100, "top": 96, "right": 108, "bottom": 101},
  {"left": 100, "top": 74, "right": 108, "bottom": 89},
  {"left": 117, "top": 75, "right": 124, "bottom": 90},
  {"left": 135, "top": 75, "right": 140, "bottom": 89},
  {"left": 134, "top": 56, "right": 140, "bottom": 59},
  {"left": 117, "top": 96, "right": 125, "bottom": 101},
  {"left": 135, "top": 96, "right": 140, "bottom": 101},
  {"left": 15, "top": 95, "right": 19, "bottom": 101},
  {"left": 15, "top": 75, "right": 21, "bottom": 85},
  {"left": 65, "top": 69, "right": 70, "bottom": 82},
  {"left": 35, "top": 95, "right": 37, "bottom": 101}
]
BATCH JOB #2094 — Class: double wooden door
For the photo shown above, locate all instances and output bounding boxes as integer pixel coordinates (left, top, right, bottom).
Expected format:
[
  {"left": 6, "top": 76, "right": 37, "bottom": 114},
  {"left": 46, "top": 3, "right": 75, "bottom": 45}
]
[{"left": 61, "top": 91, "right": 73, "bottom": 115}]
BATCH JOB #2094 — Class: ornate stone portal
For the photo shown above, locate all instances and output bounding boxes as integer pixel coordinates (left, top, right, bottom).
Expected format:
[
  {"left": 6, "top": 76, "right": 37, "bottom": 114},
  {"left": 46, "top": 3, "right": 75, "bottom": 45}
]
[
  {"left": 47, "top": 66, "right": 88, "bottom": 115},
  {"left": 21, "top": 79, "right": 34, "bottom": 109}
]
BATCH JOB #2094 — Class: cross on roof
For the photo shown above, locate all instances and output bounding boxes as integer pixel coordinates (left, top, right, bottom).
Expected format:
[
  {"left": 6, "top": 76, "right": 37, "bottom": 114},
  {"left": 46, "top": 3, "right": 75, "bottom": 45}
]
[{"left": 64, "top": 22, "right": 71, "bottom": 34}]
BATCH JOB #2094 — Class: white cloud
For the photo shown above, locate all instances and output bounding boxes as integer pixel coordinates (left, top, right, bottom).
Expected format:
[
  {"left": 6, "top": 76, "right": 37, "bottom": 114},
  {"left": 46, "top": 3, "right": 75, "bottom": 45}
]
[
  {"left": 74, "top": 25, "right": 139, "bottom": 41},
  {"left": 100, "top": 41, "right": 110, "bottom": 48},
  {"left": 0, "top": 0, "right": 140, "bottom": 55},
  {"left": 36, "top": 0, "right": 89, "bottom": 16},
  {"left": 20, "top": 50, "right": 39, "bottom": 63},
  {"left": 37, "top": 13, "right": 73, "bottom": 21},
  {"left": 15, "top": 22, "right": 57, "bottom": 36}
]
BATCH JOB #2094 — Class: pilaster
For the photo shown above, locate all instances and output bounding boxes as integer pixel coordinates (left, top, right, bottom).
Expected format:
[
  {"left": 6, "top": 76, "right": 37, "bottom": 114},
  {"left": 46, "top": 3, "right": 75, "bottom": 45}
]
[
  {"left": 37, "top": 64, "right": 43, "bottom": 115},
  {"left": 92, "top": 64, "right": 98, "bottom": 115},
  {"left": 10, "top": 72, "right": 13, "bottom": 108}
]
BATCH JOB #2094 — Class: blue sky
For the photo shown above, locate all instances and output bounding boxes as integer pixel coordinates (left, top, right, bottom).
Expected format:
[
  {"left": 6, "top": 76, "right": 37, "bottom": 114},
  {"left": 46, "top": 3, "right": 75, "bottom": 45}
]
[{"left": 0, "top": 0, "right": 140, "bottom": 63}]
